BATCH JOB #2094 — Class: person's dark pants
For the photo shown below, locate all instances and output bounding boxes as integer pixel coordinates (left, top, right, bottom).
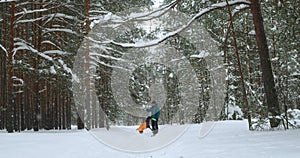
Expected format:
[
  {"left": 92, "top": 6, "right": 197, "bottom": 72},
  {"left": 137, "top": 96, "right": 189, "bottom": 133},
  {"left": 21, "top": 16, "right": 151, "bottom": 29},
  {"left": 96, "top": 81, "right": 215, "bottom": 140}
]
[
  {"left": 145, "top": 116, "right": 158, "bottom": 134},
  {"left": 151, "top": 118, "right": 158, "bottom": 131}
]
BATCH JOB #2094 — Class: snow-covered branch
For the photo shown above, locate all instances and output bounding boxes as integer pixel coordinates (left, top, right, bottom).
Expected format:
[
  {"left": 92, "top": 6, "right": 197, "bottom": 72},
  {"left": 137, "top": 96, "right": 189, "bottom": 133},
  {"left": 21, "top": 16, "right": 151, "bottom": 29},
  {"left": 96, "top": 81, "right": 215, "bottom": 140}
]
[
  {"left": 16, "top": 16, "right": 44, "bottom": 24},
  {"left": 44, "top": 28, "right": 78, "bottom": 35},
  {"left": 44, "top": 50, "right": 70, "bottom": 56},
  {"left": 92, "top": 0, "right": 182, "bottom": 23},
  {"left": 90, "top": 0, "right": 251, "bottom": 48},
  {"left": 15, "top": 8, "right": 48, "bottom": 16},
  {"left": 91, "top": 56, "right": 132, "bottom": 72},
  {"left": 0, "top": 0, "right": 15, "bottom": 3},
  {"left": 125, "top": 0, "right": 182, "bottom": 22},
  {"left": 13, "top": 39, "right": 54, "bottom": 62},
  {"left": 232, "top": 4, "right": 250, "bottom": 17},
  {"left": 12, "top": 76, "right": 24, "bottom": 87},
  {"left": 0, "top": 43, "right": 8, "bottom": 57},
  {"left": 41, "top": 40, "right": 61, "bottom": 50}
]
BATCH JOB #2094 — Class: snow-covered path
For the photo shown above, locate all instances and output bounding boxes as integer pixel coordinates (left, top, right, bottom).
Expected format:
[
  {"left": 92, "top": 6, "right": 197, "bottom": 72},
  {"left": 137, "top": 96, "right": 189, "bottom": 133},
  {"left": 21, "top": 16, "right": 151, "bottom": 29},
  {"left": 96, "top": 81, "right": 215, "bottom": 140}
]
[
  {"left": 1, "top": 120, "right": 300, "bottom": 158},
  {"left": 179, "top": 121, "right": 300, "bottom": 158},
  {"left": 90, "top": 124, "right": 188, "bottom": 152}
]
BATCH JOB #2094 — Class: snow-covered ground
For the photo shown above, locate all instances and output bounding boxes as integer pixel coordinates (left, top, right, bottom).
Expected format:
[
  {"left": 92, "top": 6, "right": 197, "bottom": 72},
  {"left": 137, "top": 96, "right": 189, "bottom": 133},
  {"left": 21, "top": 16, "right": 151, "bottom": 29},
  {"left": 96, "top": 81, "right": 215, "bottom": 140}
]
[{"left": 1, "top": 120, "right": 300, "bottom": 158}]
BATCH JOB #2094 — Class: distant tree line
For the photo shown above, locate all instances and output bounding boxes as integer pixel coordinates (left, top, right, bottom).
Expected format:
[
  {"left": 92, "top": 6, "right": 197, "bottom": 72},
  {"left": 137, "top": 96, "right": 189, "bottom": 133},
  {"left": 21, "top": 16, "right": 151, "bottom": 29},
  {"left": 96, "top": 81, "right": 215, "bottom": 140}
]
[{"left": 0, "top": 0, "right": 154, "bottom": 132}]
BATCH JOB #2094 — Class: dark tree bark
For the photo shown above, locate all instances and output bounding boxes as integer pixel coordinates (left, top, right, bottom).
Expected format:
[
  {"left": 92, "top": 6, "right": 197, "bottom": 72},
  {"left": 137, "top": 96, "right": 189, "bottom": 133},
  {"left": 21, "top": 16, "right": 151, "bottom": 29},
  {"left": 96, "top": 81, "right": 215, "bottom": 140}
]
[
  {"left": 21, "top": 2, "right": 31, "bottom": 131},
  {"left": 92, "top": 88, "right": 97, "bottom": 128},
  {"left": 98, "top": 67, "right": 105, "bottom": 128},
  {"left": 66, "top": 91, "right": 72, "bottom": 129},
  {"left": 1, "top": 0, "right": 85, "bottom": 132},
  {"left": 250, "top": 0, "right": 281, "bottom": 127},
  {"left": 6, "top": 1, "right": 16, "bottom": 133},
  {"left": 0, "top": 2, "right": 7, "bottom": 130},
  {"left": 32, "top": 1, "right": 42, "bottom": 132},
  {"left": 25, "top": 79, "right": 32, "bottom": 130},
  {"left": 13, "top": 2, "right": 27, "bottom": 132},
  {"left": 77, "top": 112, "right": 85, "bottom": 129},
  {"left": 54, "top": 89, "right": 58, "bottom": 129},
  {"left": 46, "top": 82, "right": 53, "bottom": 130}
]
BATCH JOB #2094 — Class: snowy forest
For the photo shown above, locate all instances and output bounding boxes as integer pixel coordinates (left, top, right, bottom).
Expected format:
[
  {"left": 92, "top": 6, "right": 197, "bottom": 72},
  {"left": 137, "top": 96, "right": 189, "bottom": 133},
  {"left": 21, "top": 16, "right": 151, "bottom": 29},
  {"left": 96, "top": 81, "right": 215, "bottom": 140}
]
[{"left": 0, "top": 0, "right": 299, "bottom": 133}]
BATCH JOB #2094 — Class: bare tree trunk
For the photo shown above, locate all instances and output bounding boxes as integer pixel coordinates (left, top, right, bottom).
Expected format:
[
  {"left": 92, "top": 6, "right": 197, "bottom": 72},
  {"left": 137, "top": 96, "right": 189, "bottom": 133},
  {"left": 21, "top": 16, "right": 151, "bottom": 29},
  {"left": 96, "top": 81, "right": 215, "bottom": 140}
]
[
  {"left": 284, "top": 52, "right": 289, "bottom": 129},
  {"left": 98, "top": 66, "right": 105, "bottom": 128},
  {"left": 54, "top": 89, "right": 58, "bottom": 129},
  {"left": 25, "top": 77, "right": 32, "bottom": 130},
  {"left": 92, "top": 88, "right": 97, "bottom": 128},
  {"left": 66, "top": 91, "right": 72, "bottom": 129},
  {"left": 225, "top": 0, "right": 252, "bottom": 129},
  {"left": 0, "top": 2, "right": 7, "bottom": 130},
  {"left": 18, "top": 14, "right": 25, "bottom": 131},
  {"left": 32, "top": 0, "right": 43, "bottom": 132},
  {"left": 6, "top": 1, "right": 16, "bottom": 133},
  {"left": 250, "top": 0, "right": 281, "bottom": 128},
  {"left": 222, "top": 20, "right": 230, "bottom": 120}
]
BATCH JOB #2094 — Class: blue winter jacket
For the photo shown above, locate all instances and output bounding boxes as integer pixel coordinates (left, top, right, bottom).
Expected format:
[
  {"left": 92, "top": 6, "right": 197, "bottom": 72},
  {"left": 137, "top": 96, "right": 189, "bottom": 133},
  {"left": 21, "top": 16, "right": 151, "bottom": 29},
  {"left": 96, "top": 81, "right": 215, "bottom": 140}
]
[{"left": 146, "top": 105, "right": 161, "bottom": 119}]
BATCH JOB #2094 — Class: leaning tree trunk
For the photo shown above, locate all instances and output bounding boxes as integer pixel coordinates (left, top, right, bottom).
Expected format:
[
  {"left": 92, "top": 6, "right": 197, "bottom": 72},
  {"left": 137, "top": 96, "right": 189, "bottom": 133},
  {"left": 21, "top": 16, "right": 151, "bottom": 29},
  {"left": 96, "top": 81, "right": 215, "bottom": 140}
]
[
  {"left": 225, "top": 0, "right": 252, "bottom": 129},
  {"left": 250, "top": 0, "right": 281, "bottom": 128}
]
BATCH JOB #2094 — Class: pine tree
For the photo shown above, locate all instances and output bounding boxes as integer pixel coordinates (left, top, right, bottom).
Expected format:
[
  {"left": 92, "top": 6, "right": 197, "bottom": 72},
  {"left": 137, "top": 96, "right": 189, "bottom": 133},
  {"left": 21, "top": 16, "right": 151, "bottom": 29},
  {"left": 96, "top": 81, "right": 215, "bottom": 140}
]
[{"left": 250, "top": 0, "right": 281, "bottom": 127}]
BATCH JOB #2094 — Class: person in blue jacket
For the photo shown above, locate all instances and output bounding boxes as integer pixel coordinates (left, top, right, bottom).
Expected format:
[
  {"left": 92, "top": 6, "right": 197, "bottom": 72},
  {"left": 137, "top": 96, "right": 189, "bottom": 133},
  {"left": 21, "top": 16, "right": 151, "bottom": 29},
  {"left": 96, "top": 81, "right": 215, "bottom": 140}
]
[{"left": 146, "top": 100, "right": 161, "bottom": 134}]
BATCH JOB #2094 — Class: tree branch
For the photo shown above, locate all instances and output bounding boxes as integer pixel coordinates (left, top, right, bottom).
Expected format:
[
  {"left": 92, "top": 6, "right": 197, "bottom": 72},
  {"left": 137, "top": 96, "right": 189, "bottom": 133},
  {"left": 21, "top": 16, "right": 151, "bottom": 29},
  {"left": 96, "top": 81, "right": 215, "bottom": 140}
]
[
  {"left": 94, "top": 0, "right": 182, "bottom": 24},
  {"left": 0, "top": 44, "right": 8, "bottom": 57},
  {"left": 91, "top": 0, "right": 251, "bottom": 48}
]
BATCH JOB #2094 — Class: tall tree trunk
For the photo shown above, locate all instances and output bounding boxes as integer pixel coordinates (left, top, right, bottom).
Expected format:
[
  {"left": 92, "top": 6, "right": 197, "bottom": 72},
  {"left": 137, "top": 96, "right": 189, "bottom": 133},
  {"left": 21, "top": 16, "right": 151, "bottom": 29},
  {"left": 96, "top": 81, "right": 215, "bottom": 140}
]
[
  {"left": 250, "top": 0, "right": 281, "bottom": 128},
  {"left": 92, "top": 88, "right": 97, "bottom": 128},
  {"left": 226, "top": 0, "right": 252, "bottom": 129},
  {"left": 66, "top": 91, "right": 72, "bottom": 129},
  {"left": 97, "top": 65, "right": 105, "bottom": 128},
  {"left": 54, "top": 89, "right": 58, "bottom": 129},
  {"left": 98, "top": 86, "right": 105, "bottom": 128},
  {"left": 32, "top": 1, "right": 41, "bottom": 132},
  {"left": 85, "top": 0, "right": 91, "bottom": 130},
  {"left": 0, "top": 2, "right": 7, "bottom": 130},
  {"left": 6, "top": 1, "right": 16, "bottom": 133}
]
